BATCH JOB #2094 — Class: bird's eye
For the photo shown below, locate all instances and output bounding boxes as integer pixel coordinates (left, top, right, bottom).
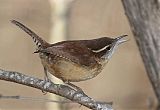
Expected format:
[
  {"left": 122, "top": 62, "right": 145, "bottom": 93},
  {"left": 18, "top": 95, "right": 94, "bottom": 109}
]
[{"left": 106, "top": 45, "right": 111, "bottom": 50}]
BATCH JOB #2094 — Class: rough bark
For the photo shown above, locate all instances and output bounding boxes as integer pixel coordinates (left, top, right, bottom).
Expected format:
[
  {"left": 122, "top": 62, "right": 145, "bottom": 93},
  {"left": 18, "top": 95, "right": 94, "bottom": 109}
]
[
  {"left": 122, "top": 0, "right": 160, "bottom": 109},
  {"left": 0, "top": 69, "right": 112, "bottom": 110}
]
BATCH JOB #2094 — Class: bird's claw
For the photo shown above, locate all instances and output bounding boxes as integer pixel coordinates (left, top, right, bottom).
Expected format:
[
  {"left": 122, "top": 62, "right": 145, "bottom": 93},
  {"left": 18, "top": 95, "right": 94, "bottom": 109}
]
[{"left": 41, "top": 77, "right": 51, "bottom": 95}]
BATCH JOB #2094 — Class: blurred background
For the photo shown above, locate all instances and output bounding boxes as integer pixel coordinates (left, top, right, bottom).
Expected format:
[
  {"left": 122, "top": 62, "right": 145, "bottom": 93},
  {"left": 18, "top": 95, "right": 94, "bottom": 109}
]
[{"left": 0, "top": 0, "right": 157, "bottom": 110}]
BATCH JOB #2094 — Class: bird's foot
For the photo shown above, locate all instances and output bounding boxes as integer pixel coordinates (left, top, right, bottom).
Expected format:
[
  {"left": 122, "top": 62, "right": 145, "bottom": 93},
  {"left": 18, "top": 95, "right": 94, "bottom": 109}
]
[
  {"left": 42, "top": 77, "right": 51, "bottom": 95},
  {"left": 65, "top": 82, "right": 85, "bottom": 94}
]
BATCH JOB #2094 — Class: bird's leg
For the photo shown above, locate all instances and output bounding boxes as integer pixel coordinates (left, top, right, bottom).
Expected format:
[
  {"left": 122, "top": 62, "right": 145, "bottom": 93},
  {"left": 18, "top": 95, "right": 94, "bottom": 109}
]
[
  {"left": 42, "top": 67, "right": 51, "bottom": 94},
  {"left": 44, "top": 67, "right": 50, "bottom": 82},
  {"left": 64, "top": 81, "right": 84, "bottom": 94}
]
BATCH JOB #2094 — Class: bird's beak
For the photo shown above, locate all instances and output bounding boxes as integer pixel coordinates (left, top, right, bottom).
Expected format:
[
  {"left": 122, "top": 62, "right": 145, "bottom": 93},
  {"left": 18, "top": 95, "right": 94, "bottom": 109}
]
[
  {"left": 114, "top": 35, "right": 129, "bottom": 45},
  {"left": 102, "top": 35, "right": 128, "bottom": 60}
]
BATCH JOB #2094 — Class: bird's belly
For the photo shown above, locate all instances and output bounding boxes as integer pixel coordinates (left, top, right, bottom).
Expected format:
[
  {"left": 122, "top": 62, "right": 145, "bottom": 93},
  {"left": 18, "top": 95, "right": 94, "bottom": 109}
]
[{"left": 42, "top": 59, "right": 102, "bottom": 82}]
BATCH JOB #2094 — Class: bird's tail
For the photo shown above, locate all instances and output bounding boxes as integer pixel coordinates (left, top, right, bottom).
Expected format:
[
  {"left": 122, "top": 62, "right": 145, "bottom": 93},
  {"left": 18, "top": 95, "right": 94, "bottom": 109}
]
[{"left": 11, "top": 20, "right": 50, "bottom": 49}]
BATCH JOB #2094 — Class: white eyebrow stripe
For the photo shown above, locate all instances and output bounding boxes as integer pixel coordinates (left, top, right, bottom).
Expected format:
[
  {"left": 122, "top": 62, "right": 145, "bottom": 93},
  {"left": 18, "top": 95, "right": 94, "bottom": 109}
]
[{"left": 91, "top": 45, "right": 110, "bottom": 53}]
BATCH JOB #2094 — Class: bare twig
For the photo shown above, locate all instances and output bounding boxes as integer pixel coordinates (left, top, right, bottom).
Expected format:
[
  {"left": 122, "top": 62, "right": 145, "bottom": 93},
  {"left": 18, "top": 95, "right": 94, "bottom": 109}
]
[
  {"left": 0, "top": 69, "right": 113, "bottom": 110},
  {"left": 0, "top": 94, "right": 73, "bottom": 103}
]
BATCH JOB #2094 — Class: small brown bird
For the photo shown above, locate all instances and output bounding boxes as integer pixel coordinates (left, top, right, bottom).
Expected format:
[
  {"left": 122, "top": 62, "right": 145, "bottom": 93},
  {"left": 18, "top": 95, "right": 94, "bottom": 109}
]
[{"left": 11, "top": 20, "right": 127, "bottom": 91}]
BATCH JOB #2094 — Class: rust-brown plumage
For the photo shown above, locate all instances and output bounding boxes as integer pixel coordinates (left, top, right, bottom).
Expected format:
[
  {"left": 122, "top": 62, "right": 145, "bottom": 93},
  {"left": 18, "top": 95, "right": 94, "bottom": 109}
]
[{"left": 11, "top": 20, "right": 127, "bottom": 86}]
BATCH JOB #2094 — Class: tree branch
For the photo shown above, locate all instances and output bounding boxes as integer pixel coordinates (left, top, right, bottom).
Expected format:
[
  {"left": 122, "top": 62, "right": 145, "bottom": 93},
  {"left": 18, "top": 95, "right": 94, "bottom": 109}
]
[
  {"left": 0, "top": 69, "right": 112, "bottom": 110},
  {"left": 122, "top": 0, "right": 160, "bottom": 109}
]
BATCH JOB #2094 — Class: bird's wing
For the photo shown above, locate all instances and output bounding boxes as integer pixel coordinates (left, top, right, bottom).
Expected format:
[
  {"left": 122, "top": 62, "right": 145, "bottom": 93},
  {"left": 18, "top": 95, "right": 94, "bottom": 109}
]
[{"left": 40, "top": 43, "right": 98, "bottom": 67}]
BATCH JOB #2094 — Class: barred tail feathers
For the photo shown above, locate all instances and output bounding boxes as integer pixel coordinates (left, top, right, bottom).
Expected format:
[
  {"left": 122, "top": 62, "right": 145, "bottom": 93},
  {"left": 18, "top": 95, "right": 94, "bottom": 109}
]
[{"left": 11, "top": 20, "right": 49, "bottom": 49}]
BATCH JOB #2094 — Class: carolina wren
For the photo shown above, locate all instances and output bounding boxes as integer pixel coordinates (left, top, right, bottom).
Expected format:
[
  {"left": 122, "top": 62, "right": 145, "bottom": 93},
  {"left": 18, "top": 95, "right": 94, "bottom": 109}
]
[{"left": 11, "top": 20, "right": 127, "bottom": 89}]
